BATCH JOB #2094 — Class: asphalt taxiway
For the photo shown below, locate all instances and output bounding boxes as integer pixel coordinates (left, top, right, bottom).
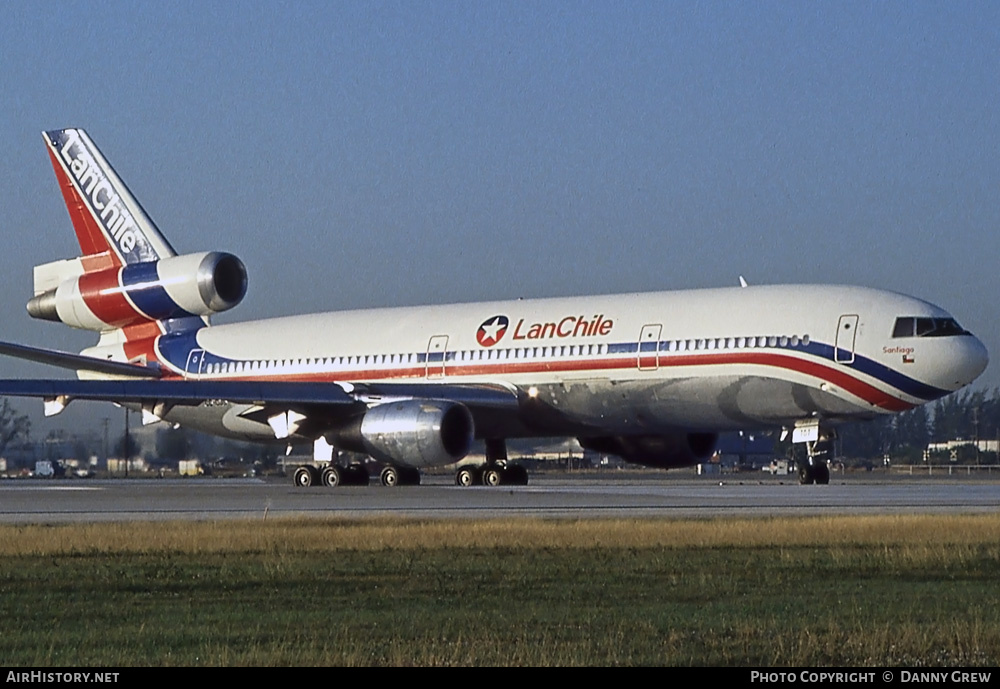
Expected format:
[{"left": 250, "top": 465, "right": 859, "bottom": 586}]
[{"left": 0, "top": 473, "right": 998, "bottom": 522}]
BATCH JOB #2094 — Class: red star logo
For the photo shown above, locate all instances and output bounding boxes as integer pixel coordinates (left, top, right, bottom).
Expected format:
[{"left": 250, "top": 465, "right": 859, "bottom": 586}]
[{"left": 477, "top": 315, "right": 509, "bottom": 347}]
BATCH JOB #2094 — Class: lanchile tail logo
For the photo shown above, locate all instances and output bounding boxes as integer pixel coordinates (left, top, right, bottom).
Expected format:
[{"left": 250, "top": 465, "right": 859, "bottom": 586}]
[
  {"left": 477, "top": 315, "right": 509, "bottom": 347},
  {"left": 46, "top": 129, "right": 159, "bottom": 263}
]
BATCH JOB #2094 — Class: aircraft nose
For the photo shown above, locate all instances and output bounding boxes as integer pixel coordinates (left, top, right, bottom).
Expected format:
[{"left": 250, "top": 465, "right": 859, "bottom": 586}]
[{"left": 946, "top": 335, "right": 989, "bottom": 390}]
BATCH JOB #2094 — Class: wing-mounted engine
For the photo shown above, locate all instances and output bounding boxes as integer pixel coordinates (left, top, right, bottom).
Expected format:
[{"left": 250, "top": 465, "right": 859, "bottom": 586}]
[
  {"left": 27, "top": 251, "right": 247, "bottom": 331},
  {"left": 579, "top": 432, "right": 718, "bottom": 469},
  {"left": 332, "top": 399, "right": 475, "bottom": 468}
]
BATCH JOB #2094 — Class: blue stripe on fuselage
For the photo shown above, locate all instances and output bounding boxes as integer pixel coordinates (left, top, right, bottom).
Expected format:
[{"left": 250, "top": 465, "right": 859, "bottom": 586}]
[
  {"left": 154, "top": 330, "right": 949, "bottom": 402},
  {"left": 796, "top": 341, "right": 947, "bottom": 401}
]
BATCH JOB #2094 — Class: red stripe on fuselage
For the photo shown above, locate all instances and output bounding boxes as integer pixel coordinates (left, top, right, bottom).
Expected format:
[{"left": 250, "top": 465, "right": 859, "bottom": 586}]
[
  {"left": 667, "top": 351, "right": 914, "bottom": 411},
  {"left": 179, "top": 350, "right": 916, "bottom": 411}
]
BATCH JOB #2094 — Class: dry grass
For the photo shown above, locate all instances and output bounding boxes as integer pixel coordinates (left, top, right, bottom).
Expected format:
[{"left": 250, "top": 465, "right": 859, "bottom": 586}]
[
  {"left": 3, "top": 514, "right": 1000, "bottom": 556},
  {"left": 1, "top": 515, "right": 998, "bottom": 665}
]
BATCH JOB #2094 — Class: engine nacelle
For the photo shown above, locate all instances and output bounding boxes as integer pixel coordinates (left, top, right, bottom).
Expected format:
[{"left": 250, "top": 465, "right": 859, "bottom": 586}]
[
  {"left": 344, "top": 400, "right": 474, "bottom": 469},
  {"left": 579, "top": 432, "right": 718, "bottom": 469},
  {"left": 27, "top": 251, "right": 247, "bottom": 331}
]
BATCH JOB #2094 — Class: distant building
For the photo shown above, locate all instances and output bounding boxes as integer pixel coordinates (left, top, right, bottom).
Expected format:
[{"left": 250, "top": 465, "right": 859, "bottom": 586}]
[{"left": 927, "top": 439, "right": 999, "bottom": 454}]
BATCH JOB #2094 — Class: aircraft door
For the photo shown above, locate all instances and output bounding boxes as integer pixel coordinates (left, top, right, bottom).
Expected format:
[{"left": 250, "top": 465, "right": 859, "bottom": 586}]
[
  {"left": 638, "top": 324, "right": 662, "bottom": 370},
  {"left": 184, "top": 348, "right": 206, "bottom": 379},
  {"left": 426, "top": 335, "right": 449, "bottom": 379},
  {"left": 835, "top": 315, "right": 859, "bottom": 364}
]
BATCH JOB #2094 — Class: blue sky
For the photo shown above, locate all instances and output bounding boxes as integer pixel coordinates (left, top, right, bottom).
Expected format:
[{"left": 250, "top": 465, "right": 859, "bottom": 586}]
[{"left": 1, "top": 1, "right": 998, "bottom": 429}]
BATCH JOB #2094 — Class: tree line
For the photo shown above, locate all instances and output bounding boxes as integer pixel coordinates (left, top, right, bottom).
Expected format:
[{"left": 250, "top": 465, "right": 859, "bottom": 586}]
[{"left": 836, "top": 388, "right": 1000, "bottom": 464}]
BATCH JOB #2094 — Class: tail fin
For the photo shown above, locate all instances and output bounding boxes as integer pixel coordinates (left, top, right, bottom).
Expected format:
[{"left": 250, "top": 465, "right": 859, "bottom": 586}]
[
  {"left": 43, "top": 128, "right": 176, "bottom": 266},
  {"left": 32, "top": 129, "right": 246, "bottom": 343}
]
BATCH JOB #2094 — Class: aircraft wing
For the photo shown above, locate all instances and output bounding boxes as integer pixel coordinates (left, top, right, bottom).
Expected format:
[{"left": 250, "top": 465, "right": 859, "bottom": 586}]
[
  {"left": 0, "top": 378, "right": 521, "bottom": 424},
  {"left": 0, "top": 379, "right": 359, "bottom": 406}
]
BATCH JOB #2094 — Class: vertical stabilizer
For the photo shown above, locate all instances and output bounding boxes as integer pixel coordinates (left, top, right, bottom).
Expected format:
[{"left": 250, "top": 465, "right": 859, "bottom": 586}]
[
  {"left": 33, "top": 129, "right": 241, "bottom": 345},
  {"left": 43, "top": 128, "right": 176, "bottom": 265}
]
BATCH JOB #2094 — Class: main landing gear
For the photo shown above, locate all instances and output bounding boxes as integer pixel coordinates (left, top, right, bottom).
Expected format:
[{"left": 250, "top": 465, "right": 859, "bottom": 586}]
[
  {"left": 294, "top": 463, "right": 421, "bottom": 487},
  {"left": 454, "top": 463, "right": 528, "bottom": 487},
  {"left": 454, "top": 439, "right": 530, "bottom": 487},
  {"left": 292, "top": 438, "right": 530, "bottom": 488},
  {"left": 294, "top": 463, "right": 369, "bottom": 487},
  {"left": 379, "top": 465, "right": 421, "bottom": 487}
]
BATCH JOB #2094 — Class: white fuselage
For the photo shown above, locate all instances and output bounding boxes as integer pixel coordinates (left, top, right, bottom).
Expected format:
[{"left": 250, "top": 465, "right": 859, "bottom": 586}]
[
  {"left": 36, "top": 129, "right": 988, "bottom": 461},
  {"left": 85, "top": 283, "right": 986, "bottom": 442}
]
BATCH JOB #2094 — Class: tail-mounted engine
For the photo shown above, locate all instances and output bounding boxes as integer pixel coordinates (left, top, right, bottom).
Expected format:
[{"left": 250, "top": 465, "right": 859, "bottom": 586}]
[
  {"left": 27, "top": 251, "right": 247, "bottom": 331},
  {"left": 579, "top": 432, "right": 718, "bottom": 469}
]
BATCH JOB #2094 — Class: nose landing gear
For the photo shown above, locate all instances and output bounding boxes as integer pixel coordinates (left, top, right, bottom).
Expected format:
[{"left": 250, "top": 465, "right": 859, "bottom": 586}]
[{"left": 797, "top": 432, "right": 833, "bottom": 485}]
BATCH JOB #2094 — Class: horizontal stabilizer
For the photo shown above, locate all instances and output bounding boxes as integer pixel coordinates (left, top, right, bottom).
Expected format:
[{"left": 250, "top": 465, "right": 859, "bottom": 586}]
[{"left": 0, "top": 340, "right": 162, "bottom": 379}]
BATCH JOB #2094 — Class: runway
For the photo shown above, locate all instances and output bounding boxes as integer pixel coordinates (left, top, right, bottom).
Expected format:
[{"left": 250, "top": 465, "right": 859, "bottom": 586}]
[{"left": 1, "top": 473, "right": 998, "bottom": 522}]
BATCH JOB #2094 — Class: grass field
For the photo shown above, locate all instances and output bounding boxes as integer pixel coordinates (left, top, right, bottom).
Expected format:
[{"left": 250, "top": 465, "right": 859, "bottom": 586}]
[{"left": 1, "top": 515, "right": 998, "bottom": 666}]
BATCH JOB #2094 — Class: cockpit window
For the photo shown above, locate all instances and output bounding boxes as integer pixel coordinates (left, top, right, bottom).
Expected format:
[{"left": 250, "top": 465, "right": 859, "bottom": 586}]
[
  {"left": 929, "top": 318, "right": 968, "bottom": 337},
  {"left": 893, "top": 316, "right": 969, "bottom": 338},
  {"left": 916, "top": 318, "right": 936, "bottom": 336},
  {"left": 892, "top": 317, "right": 915, "bottom": 338}
]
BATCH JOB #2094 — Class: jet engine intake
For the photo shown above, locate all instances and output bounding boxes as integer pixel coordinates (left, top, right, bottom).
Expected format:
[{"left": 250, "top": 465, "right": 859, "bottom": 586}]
[{"left": 579, "top": 432, "right": 718, "bottom": 469}]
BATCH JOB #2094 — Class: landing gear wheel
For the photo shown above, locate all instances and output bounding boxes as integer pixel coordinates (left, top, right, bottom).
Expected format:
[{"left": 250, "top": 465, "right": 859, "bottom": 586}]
[
  {"left": 483, "top": 467, "right": 503, "bottom": 487},
  {"left": 456, "top": 467, "right": 478, "bottom": 487},
  {"left": 798, "top": 464, "right": 814, "bottom": 485},
  {"left": 800, "top": 430, "right": 834, "bottom": 486},
  {"left": 381, "top": 466, "right": 420, "bottom": 487},
  {"left": 505, "top": 464, "right": 529, "bottom": 485},
  {"left": 343, "top": 463, "right": 369, "bottom": 486},
  {"left": 814, "top": 463, "right": 830, "bottom": 485},
  {"left": 380, "top": 466, "right": 400, "bottom": 487},
  {"left": 294, "top": 465, "right": 319, "bottom": 487},
  {"left": 321, "top": 465, "right": 342, "bottom": 487}
]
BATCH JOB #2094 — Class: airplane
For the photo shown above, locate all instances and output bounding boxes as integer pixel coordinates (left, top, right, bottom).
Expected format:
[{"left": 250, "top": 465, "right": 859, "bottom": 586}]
[{"left": 0, "top": 128, "right": 988, "bottom": 487}]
